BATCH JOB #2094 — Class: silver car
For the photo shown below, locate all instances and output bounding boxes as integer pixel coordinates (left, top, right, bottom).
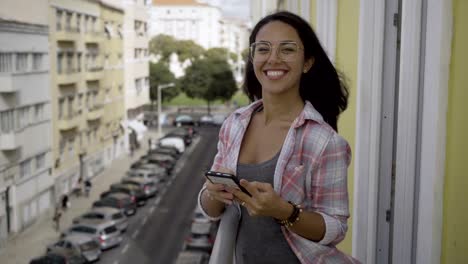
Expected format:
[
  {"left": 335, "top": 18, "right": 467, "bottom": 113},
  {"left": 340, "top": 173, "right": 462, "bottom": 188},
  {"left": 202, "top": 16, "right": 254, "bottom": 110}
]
[
  {"left": 175, "top": 250, "right": 210, "bottom": 264},
  {"left": 121, "top": 177, "right": 158, "bottom": 198},
  {"left": 62, "top": 219, "right": 122, "bottom": 250},
  {"left": 47, "top": 234, "right": 101, "bottom": 263},
  {"left": 73, "top": 207, "right": 128, "bottom": 233}
]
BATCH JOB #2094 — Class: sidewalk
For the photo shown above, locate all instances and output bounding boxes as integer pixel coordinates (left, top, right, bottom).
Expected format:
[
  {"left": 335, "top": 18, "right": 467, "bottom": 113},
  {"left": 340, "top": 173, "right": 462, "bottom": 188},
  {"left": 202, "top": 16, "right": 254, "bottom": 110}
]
[{"left": 0, "top": 129, "right": 162, "bottom": 264}]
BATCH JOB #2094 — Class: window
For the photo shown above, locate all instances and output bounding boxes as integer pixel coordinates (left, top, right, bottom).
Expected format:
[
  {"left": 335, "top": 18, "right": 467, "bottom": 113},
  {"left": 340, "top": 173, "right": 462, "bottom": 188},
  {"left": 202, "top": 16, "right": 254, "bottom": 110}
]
[
  {"left": 59, "top": 137, "right": 66, "bottom": 155},
  {"left": 0, "top": 53, "right": 14, "bottom": 72},
  {"left": 20, "top": 159, "right": 31, "bottom": 179},
  {"left": 58, "top": 98, "right": 65, "bottom": 119},
  {"left": 36, "top": 153, "right": 46, "bottom": 170},
  {"left": 17, "top": 106, "right": 30, "bottom": 129},
  {"left": 77, "top": 52, "right": 82, "bottom": 72},
  {"left": 91, "top": 17, "right": 97, "bottom": 32},
  {"left": 57, "top": 53, "right": 63, "bottom": 74},
  {"left": 16, "top": 53, "right": 29, "bottom": 72},
  {"left": 68, "top": 137, "right": 74, "bottom": 157},
  {"left": 32, "top": 53, "right": 42, "bottom": 71},
  {"left": 65, "top": 12, "right": 72, "bottom": 31},
  {"left": 84, "top": 15, "right": 89, "bottom": 32},
  {"left": 56, "top": 9, "right": 63, "bottom": 31},
  {"left": 0, "top": 110, "right": 15, "bottom": 133},
  {"left": 66, "top": 52, "right": 73, "bottom": 73},
  {"left": 34, "top": 104, "right": 44, "bottom": 122},
  {"left": 76, "top": 14, "right": 81, "bottom": 32}
]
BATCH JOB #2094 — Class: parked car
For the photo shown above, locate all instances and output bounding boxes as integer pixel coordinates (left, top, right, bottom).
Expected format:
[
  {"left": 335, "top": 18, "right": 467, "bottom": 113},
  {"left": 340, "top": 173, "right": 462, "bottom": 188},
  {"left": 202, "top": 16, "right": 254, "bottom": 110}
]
[
  {"left": 192, "top": 206, "right": 210, "bottom": 224},
  {"left": 173, "top": 114, "right": 197, "bottom": 127},
  {"left": 174, "top": 250, "right": 210, "bottom": 264},
  {"left": 158, "top": 137, "right": 185, "bottom": 153},
  {"left": 212, "top": 114, "right": 227, "bottom": 126},
  {"left": 109, "top": 183, "right": 147, "bottom": 206},
  {"left": 184, "top": 222, "right": 216, "bottom": 252},
  {"left": 92, "top": 193, "right": 137, "bottom": 216},
  {"left": 148, "top": 147, "right": 180, "bottom": 159},
  {"left": 121, "top": 177, "right": 158, "bottom": 198},
  {"left": 73, "top": 207, "right": 128, "bottom": 233},
  {"left": 130, "top": 161, "right": 171, "bottom": 176},
  {"left": 30, "top": 251, "right": 86, "bottom": 264},
  {"left": 163, "top": 129, "right": 193, "bottom": 146},
  {"left": 61, "top": 220, "right": 122, "bottom": 250},
  {"left": 138, "top": 154, "right": 176, "bottom": 173},
  {"left": 46, "top": 234, "right": 101, "bottom": 263},
  {"left": 199, "top": 115, "right": 215, "bottom": 126},
  {"left": 126, "top": 170, "right": 167, "bottom": 188}
]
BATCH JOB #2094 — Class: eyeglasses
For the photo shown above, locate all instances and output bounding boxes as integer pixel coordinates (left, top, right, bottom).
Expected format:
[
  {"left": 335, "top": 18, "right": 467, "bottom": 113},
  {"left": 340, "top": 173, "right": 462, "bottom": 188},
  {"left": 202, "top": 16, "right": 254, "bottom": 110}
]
[{"left": 250, "top": 41, "right": 302, "bottom": 62}]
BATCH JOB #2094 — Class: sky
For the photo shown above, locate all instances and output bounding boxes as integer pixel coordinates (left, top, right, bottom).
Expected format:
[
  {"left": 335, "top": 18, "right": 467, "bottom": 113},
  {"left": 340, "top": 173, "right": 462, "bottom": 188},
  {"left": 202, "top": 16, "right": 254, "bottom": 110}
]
[{"left": 202, "top": 0, "right": 251, "bottom": 21}]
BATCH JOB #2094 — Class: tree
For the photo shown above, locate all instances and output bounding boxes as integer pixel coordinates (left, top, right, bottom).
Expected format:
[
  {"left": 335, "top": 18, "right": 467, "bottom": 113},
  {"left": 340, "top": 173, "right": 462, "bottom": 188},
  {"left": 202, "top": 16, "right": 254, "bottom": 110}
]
[
  {"left": 180, "top": 56, "right": 237, "bottom": 114},
  {"left": 176, "top": 40, "right": 204, "bottom": 62},
  {"left": 149, "top": 34, "right": 178, "bottom": 63},
  {"left": 149, "top": 62, "right": 178, "bottom": 107},
  {"left": 241, "top": 48, "right": 250, "bottom": 61},
  {"left": 204, "top": 47, "right": 230, "bottom": 61}
]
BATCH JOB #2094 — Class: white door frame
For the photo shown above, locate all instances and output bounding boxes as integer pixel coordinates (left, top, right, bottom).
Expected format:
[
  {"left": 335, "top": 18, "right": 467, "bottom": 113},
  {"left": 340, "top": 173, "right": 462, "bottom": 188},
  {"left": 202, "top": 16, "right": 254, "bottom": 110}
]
[
  {"left": 415, "top": 0, "right": 451, "bottom": 263},
  {"left": 352, "top": 0, "right": 386, "bottom": 262},
  {"left": 353, "top": 0, "right": 451, "bottom": 263}
]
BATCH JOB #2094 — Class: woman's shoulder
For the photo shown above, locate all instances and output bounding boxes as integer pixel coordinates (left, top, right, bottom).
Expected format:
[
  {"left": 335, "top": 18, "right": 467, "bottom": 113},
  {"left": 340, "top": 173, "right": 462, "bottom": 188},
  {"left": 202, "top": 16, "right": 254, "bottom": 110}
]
[{"left": 301, "top": 120, "right": 350, "bottom": 157}]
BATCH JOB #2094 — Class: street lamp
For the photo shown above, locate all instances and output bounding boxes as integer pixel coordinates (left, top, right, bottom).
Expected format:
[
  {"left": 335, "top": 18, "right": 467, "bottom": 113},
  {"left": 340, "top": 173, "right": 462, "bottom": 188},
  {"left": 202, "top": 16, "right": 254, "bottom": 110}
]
[{"left": 157, "top": 83, "right": 175, "bottom": 137}]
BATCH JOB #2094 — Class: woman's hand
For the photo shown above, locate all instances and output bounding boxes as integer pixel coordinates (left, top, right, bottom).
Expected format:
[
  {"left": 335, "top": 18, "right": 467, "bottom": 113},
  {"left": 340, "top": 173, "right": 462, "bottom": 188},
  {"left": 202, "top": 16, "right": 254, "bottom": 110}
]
[
  {"left": 204, "top": 168, "right": 235, "bottom": 205},
  {"left": 228, "top": 179, "right": 292, "bottom": 219}
]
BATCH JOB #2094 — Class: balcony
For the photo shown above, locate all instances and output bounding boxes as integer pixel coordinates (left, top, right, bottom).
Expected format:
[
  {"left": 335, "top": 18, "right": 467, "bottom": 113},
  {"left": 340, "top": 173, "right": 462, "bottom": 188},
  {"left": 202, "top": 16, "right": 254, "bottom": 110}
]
[
  {"left": 87, "top": 106, "right": 104, "bottom": 121},
  {"left": 55, "top": 29, "right": 80, "bottom": 42},
  {"left": 0, "top": 133, "right": 20, "bottom": 150},
  {"left": 58, "top": 114, "right": 80, "bottom": 131},
  {"left": 0, "top": 74, "right": 17, "bottom": 93},
  {"left": 85, "top": 31, "right": 103, "bottom": 44},
  {"left": 85, "top": 67, "right": 104, "bottom": 80},
  {"left": 57, "top": 70, "right": 80, "bottom": 85}
]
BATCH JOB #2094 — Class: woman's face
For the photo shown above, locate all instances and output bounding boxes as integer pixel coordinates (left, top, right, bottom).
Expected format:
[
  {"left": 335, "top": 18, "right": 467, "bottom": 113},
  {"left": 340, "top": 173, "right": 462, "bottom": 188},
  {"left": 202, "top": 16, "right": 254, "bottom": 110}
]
[{"left": 252, "top": 21, "right": 312, "bottom": 97}]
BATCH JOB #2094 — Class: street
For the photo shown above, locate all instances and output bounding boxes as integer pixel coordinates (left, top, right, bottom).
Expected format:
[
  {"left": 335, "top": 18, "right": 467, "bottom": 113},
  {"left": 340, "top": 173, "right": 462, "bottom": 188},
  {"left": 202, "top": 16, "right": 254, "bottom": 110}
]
[{"left": 98, "top": 126, "right": 219, "bottom": 264}]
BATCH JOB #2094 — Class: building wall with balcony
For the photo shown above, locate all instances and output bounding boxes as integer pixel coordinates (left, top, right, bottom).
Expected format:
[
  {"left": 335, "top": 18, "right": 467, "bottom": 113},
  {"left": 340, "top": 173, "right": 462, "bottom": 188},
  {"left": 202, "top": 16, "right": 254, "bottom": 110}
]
[
  {"left": 100, "top": 1, "right": 126, "bottom": 166},
  {"left": 0, "top": 0, "right": 52, "bottom": 239},
  {"left": 122, "top": 0, "right": 150, "bottom": 124},
  {"left": 48, "top": 0, "right": 106, "bottom": 201}
]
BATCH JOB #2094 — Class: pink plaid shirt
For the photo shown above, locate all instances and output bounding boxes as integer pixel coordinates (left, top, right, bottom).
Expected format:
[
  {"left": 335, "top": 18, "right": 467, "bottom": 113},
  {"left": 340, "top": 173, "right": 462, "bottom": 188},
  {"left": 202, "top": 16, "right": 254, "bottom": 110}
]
[{"left": 202, "top": 100, "right": 359, "bottom": 263}]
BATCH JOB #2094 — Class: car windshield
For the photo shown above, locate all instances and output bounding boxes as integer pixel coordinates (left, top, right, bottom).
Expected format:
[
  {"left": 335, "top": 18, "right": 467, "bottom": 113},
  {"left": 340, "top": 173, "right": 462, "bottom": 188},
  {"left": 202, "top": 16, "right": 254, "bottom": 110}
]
[{"left": 80, "top": 240, "right": 99, "bottom": 251}]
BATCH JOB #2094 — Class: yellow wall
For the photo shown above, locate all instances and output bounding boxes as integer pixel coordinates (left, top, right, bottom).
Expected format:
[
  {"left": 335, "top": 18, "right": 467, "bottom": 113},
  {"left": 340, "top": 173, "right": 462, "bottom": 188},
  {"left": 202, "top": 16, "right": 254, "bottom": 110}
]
[
  {"left": 441, "top": 0, "right": 468, "bottom": 263},
  {"left": 335, "top": 0, "right": 360, "bottom": 254}
]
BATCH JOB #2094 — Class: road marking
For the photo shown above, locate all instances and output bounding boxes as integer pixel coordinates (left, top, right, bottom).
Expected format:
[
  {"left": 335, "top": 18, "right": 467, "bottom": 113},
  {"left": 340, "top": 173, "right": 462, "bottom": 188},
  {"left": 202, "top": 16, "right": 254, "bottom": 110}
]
[
  {"left": 142, "top": 216, "right": 148, "bottom": 225},
  {"left": 121, "top": 243, "right": 129, "bottom": 254},
  {"left": 149, "top": 206, "right": 155, "bottom": 214},
  {"left": 155, "top": 196, "right": 161, "bottom": 205},
  {"left": 132, "top": 229, "right": 139, "bottom": 239}
]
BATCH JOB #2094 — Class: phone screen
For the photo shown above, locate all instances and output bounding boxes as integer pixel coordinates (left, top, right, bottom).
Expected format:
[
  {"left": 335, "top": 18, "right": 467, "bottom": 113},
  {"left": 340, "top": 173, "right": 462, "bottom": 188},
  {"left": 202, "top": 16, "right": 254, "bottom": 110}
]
[{"left": 204, "top": 171, "right": 251, "bottom": 196}]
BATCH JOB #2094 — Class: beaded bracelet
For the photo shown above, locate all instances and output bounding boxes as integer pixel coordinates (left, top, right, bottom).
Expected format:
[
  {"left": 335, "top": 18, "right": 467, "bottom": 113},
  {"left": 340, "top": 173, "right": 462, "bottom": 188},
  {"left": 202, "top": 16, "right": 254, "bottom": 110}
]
[{"left": 275, "top": 201, "right": 303, "bottom": 227}]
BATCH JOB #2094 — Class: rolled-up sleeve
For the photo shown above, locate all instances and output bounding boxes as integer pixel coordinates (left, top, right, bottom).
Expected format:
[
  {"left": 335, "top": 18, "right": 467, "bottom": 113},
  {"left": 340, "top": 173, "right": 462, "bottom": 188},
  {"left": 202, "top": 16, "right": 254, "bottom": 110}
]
[{"left": 312, "top": 134, "right": 352, "bottom": 245}]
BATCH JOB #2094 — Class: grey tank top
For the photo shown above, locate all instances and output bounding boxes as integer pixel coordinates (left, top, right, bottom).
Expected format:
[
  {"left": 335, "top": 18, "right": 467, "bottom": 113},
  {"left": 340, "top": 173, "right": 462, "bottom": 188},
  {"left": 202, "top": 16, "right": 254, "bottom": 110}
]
[{"left": 235, "top": 151, "right": 300, "bottom": 264}]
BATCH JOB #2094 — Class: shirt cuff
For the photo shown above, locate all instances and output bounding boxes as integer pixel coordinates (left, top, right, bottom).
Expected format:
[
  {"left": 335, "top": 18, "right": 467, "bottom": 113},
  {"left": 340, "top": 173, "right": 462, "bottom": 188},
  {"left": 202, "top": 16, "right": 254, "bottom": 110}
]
[
  {"left": 316, "top": 212, "right": 341, "bottom": 245},
  {"left": 197, "top": 185, "right": 223, "bottom": 221}
]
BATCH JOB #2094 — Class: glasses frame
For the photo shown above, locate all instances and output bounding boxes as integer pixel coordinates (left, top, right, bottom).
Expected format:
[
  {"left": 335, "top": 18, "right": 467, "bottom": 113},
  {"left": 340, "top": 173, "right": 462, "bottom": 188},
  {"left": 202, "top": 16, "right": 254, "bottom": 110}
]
[{"left": 249, "top": 41, "right": 303, "bottom": 63}]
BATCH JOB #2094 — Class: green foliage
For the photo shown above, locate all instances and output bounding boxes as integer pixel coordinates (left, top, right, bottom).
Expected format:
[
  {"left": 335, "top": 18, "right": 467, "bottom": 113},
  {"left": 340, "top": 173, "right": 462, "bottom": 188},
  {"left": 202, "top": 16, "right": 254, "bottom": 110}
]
[
  {"left": 204, "top": 47, "right": 230, "bottom": 61},
  {"left": 149, "top": 62, "right": 178, "bottom": 103},
  {"left": 149, "top": 34, "right": 204, "bottom": 64},
  {"left": 229, "top": 52, "right": 238, "bottom": 62},
  {"left": 241, "top": 48, "right": 250, "bottom": 61},
  {"left": 149, "top": 34, "right": 177, "bottom": 62},
  {"left": 180, "top": 55, "right": 238, "bottom": 113}
]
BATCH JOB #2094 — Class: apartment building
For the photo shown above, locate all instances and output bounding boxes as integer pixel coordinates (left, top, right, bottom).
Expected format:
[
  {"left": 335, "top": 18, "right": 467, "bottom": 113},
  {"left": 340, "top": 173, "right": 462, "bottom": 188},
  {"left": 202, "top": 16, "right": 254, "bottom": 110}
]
[
  {"left": 150, "top": 0, "right": 222, "bottom": 50},
  {"left": 219, "top": 17, "right": 249, "bottom": 83},
  {"left": 49, "top": 0, "right": 125, "bottom": 201},
  {"left": 0, "top": 0, "right": 52, "bottom": 244}
]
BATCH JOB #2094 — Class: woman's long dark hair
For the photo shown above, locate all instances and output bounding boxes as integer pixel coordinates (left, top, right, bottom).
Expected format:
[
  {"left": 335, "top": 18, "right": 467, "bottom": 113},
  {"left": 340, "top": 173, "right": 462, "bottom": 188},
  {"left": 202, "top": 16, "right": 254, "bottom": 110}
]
[{"left": 242, "top": 11, "right": 349, "bottom": 131}]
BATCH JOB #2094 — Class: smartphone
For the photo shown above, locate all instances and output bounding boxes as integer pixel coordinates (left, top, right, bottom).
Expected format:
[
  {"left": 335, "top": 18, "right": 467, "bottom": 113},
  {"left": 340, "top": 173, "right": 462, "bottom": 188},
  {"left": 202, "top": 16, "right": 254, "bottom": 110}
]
[{"left": 204, "top": 171, "right": 251, "bottom": 196}]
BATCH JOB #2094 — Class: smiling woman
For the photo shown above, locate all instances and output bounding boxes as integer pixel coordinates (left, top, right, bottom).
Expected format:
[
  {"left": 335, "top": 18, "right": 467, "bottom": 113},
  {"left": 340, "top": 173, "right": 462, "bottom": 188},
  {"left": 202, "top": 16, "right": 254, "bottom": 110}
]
[{"left": 197, "top": 11, "right": 359, "bottom": 264}]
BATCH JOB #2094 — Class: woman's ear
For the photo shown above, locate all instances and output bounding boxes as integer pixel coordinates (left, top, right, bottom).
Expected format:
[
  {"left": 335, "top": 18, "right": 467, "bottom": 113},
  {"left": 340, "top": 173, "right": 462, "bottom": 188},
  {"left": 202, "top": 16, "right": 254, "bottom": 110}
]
[{"left": 303, "top": 57, "right": 315, "bottom": 73}]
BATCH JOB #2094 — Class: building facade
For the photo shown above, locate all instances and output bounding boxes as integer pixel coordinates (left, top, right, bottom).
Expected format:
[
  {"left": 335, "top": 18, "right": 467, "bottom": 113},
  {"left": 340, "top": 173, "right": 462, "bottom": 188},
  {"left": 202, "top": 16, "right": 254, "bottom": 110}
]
[
  {"left": 48, "top": 0, "right": 125, "bottom": 203},
  {"left": 219, "top": 17, "right": 249, "bottom": 83},
  {"left": 150, "top": 0, "right": 222, "bottom": 50},
  {"left": 0, "top": 0, "right": 52, "bottom": 245},
  {"left": 256, "top": 0, "right": 468, "bottom": 263}
]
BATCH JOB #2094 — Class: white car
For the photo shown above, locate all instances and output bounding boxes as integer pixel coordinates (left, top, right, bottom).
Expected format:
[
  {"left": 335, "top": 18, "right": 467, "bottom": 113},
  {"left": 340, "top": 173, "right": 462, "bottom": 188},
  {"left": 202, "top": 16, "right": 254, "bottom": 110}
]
[{"left": 158, "top": 137, "right": 185, "bottom": 153}]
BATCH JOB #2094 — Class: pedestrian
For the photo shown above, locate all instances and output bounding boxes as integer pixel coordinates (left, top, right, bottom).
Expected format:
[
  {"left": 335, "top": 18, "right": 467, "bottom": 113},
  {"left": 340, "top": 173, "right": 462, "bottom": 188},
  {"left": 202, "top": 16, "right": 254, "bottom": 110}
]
[
  {"left": 61, "top": 194, "right": 69, "bottom": 211},
  {"left": 198, "top": 11, "right": 359, "bottom": 263},
  {"left": 53, "top": 205, "right": 61, "bottom": 231},
  {"left": 84, "top": 179, "right": 92, "bottom": 197}
]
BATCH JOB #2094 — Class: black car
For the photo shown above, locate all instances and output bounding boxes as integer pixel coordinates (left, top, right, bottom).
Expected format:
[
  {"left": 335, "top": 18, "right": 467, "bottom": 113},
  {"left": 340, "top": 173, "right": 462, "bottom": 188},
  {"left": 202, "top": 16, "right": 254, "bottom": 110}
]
[
  {"left": 30, "top": 251, "right": 86, "bottom": 264},
  {"left": 92, "top": 193, "right": 137, "bottom": 216},
  {"left": 109, "top": 183, "right": 147, "bottom": 206},
  {"left": 173, "top": 114, "right": 197, "bottom": 127},
  {"left": 147, "top": 147, "right": 180, "bottom": 159}
]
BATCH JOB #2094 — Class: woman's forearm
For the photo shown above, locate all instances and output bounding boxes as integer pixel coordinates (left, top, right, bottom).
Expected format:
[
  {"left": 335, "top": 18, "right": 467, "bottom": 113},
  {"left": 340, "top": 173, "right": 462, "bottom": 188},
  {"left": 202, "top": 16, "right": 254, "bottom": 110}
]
[{"left": 200, "top": 188, "right": 226, "bottom": 218}]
